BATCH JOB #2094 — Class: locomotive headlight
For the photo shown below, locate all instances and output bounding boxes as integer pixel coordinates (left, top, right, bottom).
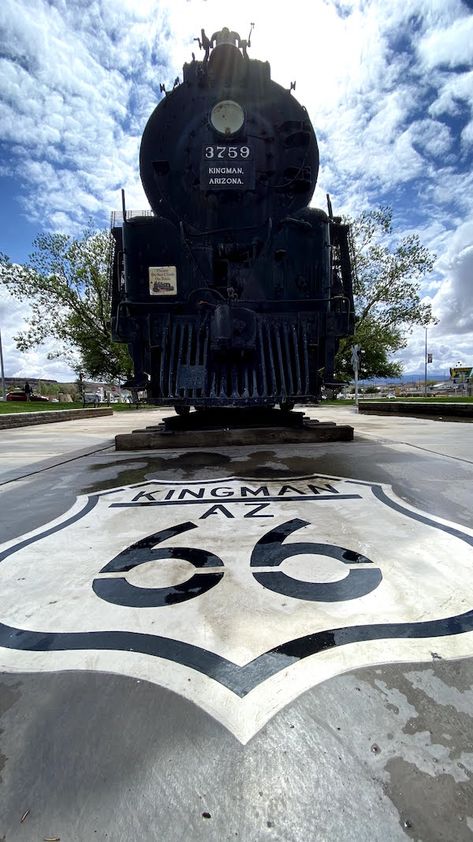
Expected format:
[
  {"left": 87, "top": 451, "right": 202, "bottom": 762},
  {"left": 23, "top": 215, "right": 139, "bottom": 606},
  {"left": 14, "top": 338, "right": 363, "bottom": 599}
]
[{"left": 210, "top": 100, "right": 244, "bottom": 136}]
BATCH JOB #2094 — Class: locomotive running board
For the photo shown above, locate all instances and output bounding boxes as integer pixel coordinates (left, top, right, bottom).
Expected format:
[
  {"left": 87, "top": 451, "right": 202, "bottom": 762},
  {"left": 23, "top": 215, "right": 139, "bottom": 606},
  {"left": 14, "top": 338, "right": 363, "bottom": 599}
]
[{"left": 115, "top": 409, "right": 354, "bottom": 450}]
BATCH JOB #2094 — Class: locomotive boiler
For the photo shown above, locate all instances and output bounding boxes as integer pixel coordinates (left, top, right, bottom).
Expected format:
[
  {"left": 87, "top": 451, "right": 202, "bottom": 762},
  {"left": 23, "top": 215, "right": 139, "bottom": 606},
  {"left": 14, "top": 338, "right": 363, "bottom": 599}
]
[{"left": 110, "top": 27, "right": 354, "bottom": 412}]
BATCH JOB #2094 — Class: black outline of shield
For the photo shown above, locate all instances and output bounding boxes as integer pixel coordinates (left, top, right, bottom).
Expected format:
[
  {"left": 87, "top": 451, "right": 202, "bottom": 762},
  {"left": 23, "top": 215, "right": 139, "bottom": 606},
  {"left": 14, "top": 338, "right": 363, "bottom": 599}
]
[{"left": 0, "top": 479, "right": 472, "bottom": 698}]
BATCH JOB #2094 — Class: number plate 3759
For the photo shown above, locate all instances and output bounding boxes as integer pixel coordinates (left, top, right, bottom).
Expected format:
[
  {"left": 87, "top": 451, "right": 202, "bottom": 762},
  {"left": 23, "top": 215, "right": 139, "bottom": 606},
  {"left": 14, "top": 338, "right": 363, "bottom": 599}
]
[{"left": 204, "top": 145, "right": 251, "bottom": 159}]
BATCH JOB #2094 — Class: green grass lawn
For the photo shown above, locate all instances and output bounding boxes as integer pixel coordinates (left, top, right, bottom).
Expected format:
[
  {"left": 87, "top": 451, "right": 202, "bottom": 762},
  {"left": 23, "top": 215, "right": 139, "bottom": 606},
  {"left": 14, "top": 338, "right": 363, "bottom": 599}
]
[
  {"left": 324, "top": 396, "right": 473, "bottom": 405},
  {"left": 0, "top": 401, "right": 154, "bottom": 414},
  {"left": 361, "top": 395, "right": 473, "bottom": 402},
  {"left": 1, "top": 396, "right": 471, "bottom": 414}
]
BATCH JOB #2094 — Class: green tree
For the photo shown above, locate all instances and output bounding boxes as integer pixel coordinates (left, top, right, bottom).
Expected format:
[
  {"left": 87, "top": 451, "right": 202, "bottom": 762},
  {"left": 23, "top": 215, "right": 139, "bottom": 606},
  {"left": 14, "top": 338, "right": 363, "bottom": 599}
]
[
  {"left": 336, "top": 207, "right": 435, "bottom": 380},
  {"left": 0, "top": 230, "right": 131, "bottom": 380}
]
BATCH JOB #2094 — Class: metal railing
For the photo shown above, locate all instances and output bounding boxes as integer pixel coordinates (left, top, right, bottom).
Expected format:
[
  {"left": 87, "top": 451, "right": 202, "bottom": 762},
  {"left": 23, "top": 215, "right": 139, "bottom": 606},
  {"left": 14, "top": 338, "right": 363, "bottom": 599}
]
[{"left": 110, "top": 210, "right": 155, "bottom": 228}]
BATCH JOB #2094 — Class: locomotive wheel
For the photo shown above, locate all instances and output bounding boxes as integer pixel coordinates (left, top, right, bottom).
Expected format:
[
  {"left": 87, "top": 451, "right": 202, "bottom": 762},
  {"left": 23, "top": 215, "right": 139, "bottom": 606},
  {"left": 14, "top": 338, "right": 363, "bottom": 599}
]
[
  {"left": 279, "top": 401, "right": 295, "bottom": 412},
  {"left": 175, "top": 405, "right": 191, "bottom": 416}
]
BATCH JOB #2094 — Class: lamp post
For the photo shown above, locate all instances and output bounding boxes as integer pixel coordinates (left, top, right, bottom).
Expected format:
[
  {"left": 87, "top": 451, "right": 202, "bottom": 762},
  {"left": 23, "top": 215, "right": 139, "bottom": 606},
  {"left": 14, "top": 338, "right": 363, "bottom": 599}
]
[
  {"left": 424, "top": 327, "right": 428, "bottom": 397},
  {"left": 0, "top": 327, "right": 6, "bottom": 400},
  {"left": 424, "top": 326, "right": 433, "bottom": 397},
  {"left": 351, "top": 344, "right": 361, "bottom": 406}
]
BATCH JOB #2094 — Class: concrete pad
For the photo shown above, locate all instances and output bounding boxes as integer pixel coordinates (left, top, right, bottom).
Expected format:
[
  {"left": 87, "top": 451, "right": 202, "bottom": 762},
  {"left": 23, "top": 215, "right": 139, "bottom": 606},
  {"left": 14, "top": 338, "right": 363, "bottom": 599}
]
[
  {"left": 0, "top": 407, "right": 472, "bottom": 840},
  {"left": 0, "top": 408, "right": 167, "bottom": 483}
]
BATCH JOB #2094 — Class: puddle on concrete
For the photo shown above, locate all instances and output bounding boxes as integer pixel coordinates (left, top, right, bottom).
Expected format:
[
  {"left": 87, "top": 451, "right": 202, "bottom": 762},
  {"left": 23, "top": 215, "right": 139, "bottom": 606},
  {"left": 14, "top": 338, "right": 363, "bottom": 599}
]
[
  {"left": 81, "top": 452, "right": 234, "bottom": 493},
  {"left": 81, "top": 451, "right": 335, "bottom": 495},
  {"left": 80, "top": 447, "right": 398, "bottom": 495}
]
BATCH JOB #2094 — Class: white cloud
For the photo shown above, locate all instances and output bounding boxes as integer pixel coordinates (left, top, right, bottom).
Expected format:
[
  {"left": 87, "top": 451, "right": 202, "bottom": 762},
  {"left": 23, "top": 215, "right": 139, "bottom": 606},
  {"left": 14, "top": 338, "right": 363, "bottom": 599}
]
[
  {"left": 406, "top": 119, "right": 453, "bottom": 158},
  {"left": 430, "top": 220, "right": 473, "bottom": 336},
  {"left": 0, "top": 0, "right": 172, "bottom": 233},
  {"left": 427, "top": 68, "right": 473, "bottom": 130},
  {"left": 0, "top": 286, "right": 77, "bottom": 380},
  {"left": 418, "top": 11, "right": 473, "bottom": 69},
  {"left": 393, "top": 320, "right": 472, "bottom": 376}
]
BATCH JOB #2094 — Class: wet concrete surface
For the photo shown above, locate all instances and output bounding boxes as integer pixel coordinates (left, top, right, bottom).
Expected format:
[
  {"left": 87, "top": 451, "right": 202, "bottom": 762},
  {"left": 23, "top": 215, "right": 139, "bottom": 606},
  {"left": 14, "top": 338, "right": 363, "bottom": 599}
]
[{"left": 0, "top": 406, "right": 472, "bottom": 840}]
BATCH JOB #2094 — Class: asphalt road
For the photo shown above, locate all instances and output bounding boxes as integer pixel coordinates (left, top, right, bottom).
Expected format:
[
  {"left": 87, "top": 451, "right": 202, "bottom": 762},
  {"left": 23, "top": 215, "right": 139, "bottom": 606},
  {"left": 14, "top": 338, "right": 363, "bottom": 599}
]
[{"left": 0, "top": 405, "right": 472, "bottom": 841}]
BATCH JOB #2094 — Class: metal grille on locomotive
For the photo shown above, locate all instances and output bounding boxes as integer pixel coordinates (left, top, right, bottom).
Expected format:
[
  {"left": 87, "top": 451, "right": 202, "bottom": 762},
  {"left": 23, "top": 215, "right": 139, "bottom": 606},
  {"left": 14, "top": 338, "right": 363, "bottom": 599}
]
[{"left": 110, "top": 27, "right": 354, "bottom": 411}]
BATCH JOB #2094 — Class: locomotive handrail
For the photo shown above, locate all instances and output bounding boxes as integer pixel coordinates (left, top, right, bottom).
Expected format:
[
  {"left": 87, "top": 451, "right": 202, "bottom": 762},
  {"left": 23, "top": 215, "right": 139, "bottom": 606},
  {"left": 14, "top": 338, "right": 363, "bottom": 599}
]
[
  {"left": 119, "top": 297, "right": 350, "bottom": 309},
  {"left": 110, "top": 210, "right": 154, "bottom": 228}
]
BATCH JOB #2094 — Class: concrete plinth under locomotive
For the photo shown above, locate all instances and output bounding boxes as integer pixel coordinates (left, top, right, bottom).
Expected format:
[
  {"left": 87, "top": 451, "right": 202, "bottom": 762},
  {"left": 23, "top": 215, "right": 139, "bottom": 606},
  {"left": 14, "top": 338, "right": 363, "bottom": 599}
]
[{"left": 110, "top": 28, "right": 354, "bottom": 409}]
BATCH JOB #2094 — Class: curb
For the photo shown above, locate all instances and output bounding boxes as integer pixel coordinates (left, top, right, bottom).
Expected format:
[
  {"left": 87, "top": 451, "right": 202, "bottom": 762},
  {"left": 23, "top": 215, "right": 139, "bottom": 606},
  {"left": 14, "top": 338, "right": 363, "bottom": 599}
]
[{"left": 0, "top": 408, "right": 114, "bottom": 430}]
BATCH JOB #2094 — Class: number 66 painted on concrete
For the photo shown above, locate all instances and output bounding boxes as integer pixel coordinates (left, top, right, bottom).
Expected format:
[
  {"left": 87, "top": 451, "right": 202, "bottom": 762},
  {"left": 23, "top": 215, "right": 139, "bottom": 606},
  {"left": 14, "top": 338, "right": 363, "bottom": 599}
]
[{"left": 93, "top": 518, "right": 382, "bottom": 608}]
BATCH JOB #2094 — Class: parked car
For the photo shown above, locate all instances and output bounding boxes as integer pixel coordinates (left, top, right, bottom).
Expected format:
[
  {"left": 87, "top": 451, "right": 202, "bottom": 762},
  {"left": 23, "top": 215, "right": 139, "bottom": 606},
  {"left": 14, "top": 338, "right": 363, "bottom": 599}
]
[{"left": 6, "top": 390, "right": 49, "bottom": 402}]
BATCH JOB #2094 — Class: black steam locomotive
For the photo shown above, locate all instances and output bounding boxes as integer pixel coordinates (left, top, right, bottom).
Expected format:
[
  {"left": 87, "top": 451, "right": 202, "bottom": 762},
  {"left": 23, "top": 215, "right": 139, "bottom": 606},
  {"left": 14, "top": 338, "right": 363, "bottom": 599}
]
[{"left": 110, "top": 27, "right": 354, "bottom": 412}]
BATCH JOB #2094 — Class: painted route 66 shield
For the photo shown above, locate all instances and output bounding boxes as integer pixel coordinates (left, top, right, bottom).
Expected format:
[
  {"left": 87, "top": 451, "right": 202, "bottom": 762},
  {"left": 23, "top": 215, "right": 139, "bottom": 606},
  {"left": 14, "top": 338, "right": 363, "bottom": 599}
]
[{"left": 1, "top": 473, "right": 473, "bottom": 743}]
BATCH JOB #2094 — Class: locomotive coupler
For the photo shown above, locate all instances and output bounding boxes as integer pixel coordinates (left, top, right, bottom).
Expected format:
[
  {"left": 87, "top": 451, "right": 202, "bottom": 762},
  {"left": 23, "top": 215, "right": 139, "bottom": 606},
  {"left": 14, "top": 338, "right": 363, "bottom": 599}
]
[{"left": 210, "top": 303, "right": 257, "bottom": 352}]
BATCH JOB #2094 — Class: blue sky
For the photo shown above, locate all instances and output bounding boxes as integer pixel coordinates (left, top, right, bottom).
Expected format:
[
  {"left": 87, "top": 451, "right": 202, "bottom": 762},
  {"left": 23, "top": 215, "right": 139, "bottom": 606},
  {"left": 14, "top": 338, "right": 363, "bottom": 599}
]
[{"left": 0, "top": 0, "right": 472, "bottom": 380}]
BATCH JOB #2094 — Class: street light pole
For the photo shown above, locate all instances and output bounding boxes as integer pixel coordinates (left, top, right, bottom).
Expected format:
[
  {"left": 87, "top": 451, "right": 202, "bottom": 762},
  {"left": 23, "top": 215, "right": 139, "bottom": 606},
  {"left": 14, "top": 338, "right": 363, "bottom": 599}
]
[
  {"left": 424, "top": 327, "right": 428, "bottom": 397},
  {"left": 0, "top": 328, "right": 6, "bottom": 400},
  {"left": 351, "top": 344, "right": 360, "bottom": 406}
]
